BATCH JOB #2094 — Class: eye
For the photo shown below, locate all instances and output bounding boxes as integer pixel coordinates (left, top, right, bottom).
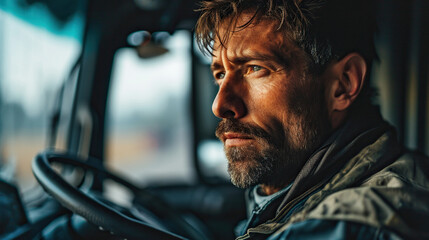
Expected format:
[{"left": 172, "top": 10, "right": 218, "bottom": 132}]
[
  {"left": 251, "top": 65, "right": 263, "bottom": 72},
  {"left": 214, "top": 72, "right": 225, "bottom": 80},
  {"left": 246, "top": 65, "right": 264, "bottom": 74},
  {"left": 245, "top": 65, "right": 267, "bottom": 76}
]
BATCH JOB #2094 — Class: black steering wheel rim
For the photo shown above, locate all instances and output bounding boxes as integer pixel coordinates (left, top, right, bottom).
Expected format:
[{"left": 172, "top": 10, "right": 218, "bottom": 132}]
[{"left": 32, "top": 151, "right": 186, "bottom": 240}]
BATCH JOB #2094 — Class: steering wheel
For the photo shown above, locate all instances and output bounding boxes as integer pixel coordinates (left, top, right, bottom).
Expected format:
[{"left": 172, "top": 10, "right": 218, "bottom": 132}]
[{"left": 32, "top": 151, "right": 201, "bottom": 240}]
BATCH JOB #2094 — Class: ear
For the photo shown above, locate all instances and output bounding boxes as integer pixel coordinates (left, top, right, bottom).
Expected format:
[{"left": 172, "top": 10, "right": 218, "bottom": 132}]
[
  {"left": 325, "top": 53, "right": 367, "bottom": 127},
  {"left": 328, "top": 53, "right": 367, "bottom": 111}
]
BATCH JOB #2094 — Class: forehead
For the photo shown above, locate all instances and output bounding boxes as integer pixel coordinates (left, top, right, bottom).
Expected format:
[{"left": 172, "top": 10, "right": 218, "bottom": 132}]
[{"left": 212, "top": 12, "right": 297, "bottom": 63}]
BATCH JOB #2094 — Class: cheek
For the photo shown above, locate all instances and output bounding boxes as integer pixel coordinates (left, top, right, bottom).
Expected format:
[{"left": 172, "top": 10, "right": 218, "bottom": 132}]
[
  {"left": 248, "top": 84, "right": 291, "bottom": 142},
  {"left": 251, "top": 88, "right": 311, "bottom": 149},
  {"left": 283, "top": 114, "right": 308, "bottom": 149},
  {"left": 249, "top": 80, "right": 290, "bottom": 110}
]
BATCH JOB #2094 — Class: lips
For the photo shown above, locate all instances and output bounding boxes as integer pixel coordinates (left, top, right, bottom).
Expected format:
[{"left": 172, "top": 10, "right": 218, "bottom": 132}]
[{"left": 223, "top": 132, "right": 254, "bottom": 147}]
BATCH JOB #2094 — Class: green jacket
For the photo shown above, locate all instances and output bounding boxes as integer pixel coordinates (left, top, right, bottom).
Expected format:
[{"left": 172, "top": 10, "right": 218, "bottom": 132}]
[{"left": 237, "top": 110, "right": 429, "bottom": 239}]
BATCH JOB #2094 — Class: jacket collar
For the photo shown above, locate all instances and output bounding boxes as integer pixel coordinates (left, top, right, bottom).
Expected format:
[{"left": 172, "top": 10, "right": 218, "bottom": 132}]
[{"left": 277, "top": 106, "right": 400, "bottom": 213}]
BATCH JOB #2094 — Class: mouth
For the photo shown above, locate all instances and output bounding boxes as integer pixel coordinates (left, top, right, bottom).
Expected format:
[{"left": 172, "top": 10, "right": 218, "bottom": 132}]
[{"left": 222, "top": 132, "right": 254, "bottom": 147}]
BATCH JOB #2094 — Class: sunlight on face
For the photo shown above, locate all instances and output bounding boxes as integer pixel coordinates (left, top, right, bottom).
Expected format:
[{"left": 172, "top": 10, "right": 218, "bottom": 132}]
[{"left": 212, "top": 13, "right": 331, "bottom": 192}]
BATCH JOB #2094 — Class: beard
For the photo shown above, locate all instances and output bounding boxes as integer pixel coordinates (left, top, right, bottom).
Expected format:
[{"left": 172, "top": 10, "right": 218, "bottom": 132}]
[
  {"left": 216, "top": 119, "right": 283, "bottom": 188},
  {"left": 215, "top": 81, "right": 330, "bottom": 190}
]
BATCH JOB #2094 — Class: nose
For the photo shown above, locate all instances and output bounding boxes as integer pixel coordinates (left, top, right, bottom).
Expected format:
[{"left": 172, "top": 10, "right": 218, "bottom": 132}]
[{"left": 212, "top": 77, "right": 246, "bottom": 119}]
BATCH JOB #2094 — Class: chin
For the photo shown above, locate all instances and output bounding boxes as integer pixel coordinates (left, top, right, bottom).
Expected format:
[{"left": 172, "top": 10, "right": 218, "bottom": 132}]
[{"left": 227, "top": 159, "right": 263, "bottom": 188}]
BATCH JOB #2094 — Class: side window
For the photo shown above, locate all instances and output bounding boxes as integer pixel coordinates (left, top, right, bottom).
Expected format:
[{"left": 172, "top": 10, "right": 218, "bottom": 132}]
[
  {"left": 106, "top": 31, "right": 194, "bottom": 184},
  {"left": 0, "top": 4, "right": 83, "bottom": 190}
]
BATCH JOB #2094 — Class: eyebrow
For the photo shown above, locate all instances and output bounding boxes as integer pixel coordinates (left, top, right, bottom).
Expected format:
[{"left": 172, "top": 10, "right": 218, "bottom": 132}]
[
  {"left": 244, "top": 51, "right": 290, "bottom": 68},
  {"left": 210, "top": 62, "right": 223, "bottom": 72},
  {"left": 210, "top": 50, "right": 289, "bottom": 72},
  {"left": 233, "top": 51, "right": 273, "bottom": 64}
]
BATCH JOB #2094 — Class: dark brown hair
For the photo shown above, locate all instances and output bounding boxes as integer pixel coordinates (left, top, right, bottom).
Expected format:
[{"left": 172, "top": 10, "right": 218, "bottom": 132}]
[{"left": 195, "top": 0, "right": 378, "bottom": 106}]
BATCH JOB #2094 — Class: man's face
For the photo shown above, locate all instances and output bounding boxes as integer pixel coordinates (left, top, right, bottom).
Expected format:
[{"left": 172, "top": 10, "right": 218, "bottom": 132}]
[{"left": 211, "top": 13, "right": 331, "bottom": 192}]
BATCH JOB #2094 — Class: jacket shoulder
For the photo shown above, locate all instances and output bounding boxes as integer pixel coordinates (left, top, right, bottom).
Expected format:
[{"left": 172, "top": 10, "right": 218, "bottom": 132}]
[
  {"left": 362, "top": 151, "right": 429, "bottom": 189},
  {"left": 305, "top": 152, "right": 429, "bottom": 239}
]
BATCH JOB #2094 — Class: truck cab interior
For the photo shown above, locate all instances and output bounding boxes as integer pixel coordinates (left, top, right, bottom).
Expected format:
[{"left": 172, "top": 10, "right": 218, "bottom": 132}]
[{"left": 0, "top": 0, "right": 428, "bottom": 239}]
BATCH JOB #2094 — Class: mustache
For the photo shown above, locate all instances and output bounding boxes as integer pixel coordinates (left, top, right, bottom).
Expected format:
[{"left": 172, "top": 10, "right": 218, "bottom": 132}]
[{"left": 215, "top": 119, "right": 275, "bottom": 144}]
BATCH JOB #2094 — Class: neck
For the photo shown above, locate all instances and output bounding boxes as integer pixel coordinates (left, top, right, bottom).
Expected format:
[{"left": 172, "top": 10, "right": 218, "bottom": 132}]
[{"left": 260, "top": 184, "right": 283, "bottom": 196}]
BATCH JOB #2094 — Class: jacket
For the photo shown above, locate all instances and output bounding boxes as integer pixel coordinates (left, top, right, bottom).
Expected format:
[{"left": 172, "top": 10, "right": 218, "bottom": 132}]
[{"left": 236, "top": 108, "right": 429, "bottom": 240}]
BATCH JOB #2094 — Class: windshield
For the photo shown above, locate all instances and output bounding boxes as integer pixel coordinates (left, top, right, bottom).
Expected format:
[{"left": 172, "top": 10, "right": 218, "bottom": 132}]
[{"left": 106, "top": 31, "right": 195, "bottom": 184}]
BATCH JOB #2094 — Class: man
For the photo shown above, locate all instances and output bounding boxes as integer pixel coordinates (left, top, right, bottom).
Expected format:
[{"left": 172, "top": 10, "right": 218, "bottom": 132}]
[{"left": 195, "top": 0, "right": 429, "bottom": 239}]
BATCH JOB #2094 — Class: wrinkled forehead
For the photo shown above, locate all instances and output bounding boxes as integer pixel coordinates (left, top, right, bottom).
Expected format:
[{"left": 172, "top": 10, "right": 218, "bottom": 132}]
[
  {"left": 211, "top": 12, "right": 306, "bottom": 68},
  {"left": 212, "top": 12, "right": 285, "bottom": 55}
]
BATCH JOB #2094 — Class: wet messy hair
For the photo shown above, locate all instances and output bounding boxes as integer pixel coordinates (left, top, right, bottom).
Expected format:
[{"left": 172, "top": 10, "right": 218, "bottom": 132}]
[{"left": 195, "top": 0, "right": 378, "bottom": 106}]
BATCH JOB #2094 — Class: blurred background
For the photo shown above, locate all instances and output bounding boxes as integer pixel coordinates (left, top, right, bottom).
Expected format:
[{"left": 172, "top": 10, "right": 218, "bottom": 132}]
[
  {"left": 0, "top": 0, "right": 84, "bottom": 190},
  {"left": 0, "top": 0, "right": 428, "bottom": 194}
]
